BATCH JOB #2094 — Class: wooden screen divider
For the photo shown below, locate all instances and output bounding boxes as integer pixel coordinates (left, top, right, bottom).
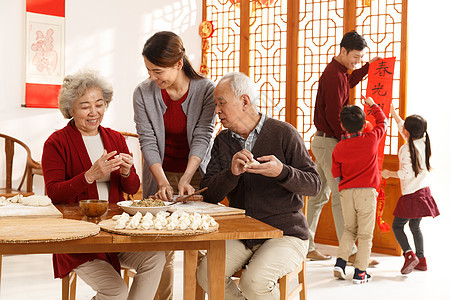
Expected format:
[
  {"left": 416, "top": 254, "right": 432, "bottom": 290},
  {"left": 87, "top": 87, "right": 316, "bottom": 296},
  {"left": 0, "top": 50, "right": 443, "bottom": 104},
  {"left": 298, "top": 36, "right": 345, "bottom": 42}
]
[{"left": 202, "top": 0, "right": 408, "bottom": 255}]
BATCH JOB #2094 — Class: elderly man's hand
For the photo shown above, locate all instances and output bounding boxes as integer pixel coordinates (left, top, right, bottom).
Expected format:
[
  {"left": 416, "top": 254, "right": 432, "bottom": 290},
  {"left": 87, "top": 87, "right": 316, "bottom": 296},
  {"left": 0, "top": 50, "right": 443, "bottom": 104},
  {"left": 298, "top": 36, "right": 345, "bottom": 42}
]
[
  {"left": 244, "top": 155, "right": 283, "bottom": 177},
  {"left": 231, "top": 149, "right": 254, "bottom": 176}
]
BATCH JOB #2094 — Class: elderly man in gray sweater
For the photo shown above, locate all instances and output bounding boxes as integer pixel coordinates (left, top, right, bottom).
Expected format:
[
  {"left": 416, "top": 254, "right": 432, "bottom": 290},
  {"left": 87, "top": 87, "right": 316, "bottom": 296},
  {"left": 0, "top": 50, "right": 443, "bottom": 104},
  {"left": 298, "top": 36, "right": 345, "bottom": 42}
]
[{"left": 196, "top": 72, "right": 321, "bottom": 299}]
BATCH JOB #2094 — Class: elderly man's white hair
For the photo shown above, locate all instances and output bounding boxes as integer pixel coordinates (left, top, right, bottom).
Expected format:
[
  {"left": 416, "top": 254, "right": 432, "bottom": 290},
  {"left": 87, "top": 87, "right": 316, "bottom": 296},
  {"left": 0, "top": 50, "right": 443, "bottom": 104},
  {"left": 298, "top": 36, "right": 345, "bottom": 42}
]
[{"left": 218, "top": 72, "right": 258, "bottom": 104}]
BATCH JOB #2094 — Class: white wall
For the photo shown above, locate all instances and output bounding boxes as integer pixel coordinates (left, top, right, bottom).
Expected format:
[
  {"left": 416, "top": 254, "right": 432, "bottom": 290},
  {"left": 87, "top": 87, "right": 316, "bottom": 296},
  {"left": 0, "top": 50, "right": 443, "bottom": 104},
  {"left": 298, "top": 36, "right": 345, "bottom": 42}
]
[
  {"left": 406, "top": 2, "right": 450, "bottom": 246},
  {"left": 0, "top": 0, "right": 202, "bottom": 194},
  {"left": 1, "top": 1, "right": 449, "bottom": 234}
]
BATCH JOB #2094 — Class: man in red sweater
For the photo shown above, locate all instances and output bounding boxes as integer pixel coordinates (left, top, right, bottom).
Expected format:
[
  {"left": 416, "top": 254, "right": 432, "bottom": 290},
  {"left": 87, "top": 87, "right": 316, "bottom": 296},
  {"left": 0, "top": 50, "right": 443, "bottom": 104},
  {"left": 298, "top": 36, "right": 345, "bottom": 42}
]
[
  {"left": 307, "top": 30, "right": 381, "bottom": 263},
  {"left": 331, "top": 96, "right": 387, "bottom": 284}
]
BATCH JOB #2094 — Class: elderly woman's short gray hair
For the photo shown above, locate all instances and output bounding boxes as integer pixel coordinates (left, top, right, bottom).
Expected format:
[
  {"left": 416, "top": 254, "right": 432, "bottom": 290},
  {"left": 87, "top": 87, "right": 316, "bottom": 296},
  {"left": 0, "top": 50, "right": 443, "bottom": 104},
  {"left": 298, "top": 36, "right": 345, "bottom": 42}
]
[
  {"left": 218, "top": 72, "right": 258, "bottom": 104},
  {"left": 58, "top": 70, "right": 113, "bottom": 119}
]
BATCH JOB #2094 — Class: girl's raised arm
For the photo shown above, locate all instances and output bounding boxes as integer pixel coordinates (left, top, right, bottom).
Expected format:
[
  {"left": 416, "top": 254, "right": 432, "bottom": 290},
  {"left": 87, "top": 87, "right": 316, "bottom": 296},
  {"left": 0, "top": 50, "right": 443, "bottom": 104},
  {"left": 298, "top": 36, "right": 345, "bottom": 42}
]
[{"left": 390, "top": 103, "right": 403, "bottom": 125}]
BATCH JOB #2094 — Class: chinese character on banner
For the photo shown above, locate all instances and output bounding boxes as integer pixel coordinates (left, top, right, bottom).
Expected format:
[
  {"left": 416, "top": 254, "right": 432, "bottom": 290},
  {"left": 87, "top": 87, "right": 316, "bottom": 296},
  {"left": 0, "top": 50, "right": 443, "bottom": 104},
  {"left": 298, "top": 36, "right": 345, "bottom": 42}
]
[{"left": 364, "top": 57, "right": 396, "bottom": 232}]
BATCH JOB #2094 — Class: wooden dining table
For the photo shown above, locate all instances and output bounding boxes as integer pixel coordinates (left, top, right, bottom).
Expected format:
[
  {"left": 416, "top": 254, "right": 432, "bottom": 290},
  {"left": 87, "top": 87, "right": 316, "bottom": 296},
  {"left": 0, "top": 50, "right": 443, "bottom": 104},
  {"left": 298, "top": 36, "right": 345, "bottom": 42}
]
[{"left": 0, "top": 203, "right": 283, "bottom": 299}]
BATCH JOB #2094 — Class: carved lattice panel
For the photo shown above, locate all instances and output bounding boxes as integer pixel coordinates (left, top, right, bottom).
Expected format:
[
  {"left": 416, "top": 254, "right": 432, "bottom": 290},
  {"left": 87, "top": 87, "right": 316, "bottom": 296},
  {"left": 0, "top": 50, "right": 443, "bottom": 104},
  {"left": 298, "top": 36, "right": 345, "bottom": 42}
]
[
  {"left": 204, "top": 0, "right": 405, "bottom": 154},
  {"left": 297, "top": 0, "right": 344, "bottom": 149},
  {"left": 204, "top": 0, "right": 241, "bottom": 134},
  {"left": 248, "top": 0, "right": 287, "bottom": 121},
  {"left": 204, "top": 0, "right": 240, "bottom": 82},
  {"left": 354, "top": 0, "right": 404, "bottom": 155},
  {"left": 203, "top": 0, "right": 406, "bottom": 256}
]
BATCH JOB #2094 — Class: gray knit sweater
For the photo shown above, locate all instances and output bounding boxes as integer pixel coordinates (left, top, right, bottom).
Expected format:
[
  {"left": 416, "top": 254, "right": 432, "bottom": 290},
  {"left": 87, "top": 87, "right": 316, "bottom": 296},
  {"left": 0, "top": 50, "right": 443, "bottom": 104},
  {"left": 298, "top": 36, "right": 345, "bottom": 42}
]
[
  {"left": 133, "top": 78, "right": 216, "bottom": 197},
  {"left": 201, "top": 118, "right": 321, "bottom": 245}
]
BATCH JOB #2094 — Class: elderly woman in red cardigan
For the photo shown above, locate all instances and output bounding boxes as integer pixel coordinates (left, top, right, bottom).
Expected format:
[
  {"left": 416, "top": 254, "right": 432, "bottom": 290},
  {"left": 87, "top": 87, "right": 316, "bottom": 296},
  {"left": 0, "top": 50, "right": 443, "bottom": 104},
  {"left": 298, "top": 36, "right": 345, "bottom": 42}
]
[{"left": 42, "top": 70, "right": 165, "bottom": 300}]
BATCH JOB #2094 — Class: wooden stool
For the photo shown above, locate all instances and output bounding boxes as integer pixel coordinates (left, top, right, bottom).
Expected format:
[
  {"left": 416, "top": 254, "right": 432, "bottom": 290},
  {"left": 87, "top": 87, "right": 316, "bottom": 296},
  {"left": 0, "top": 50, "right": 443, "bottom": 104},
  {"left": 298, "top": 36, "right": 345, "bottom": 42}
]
[
  {"left": 196, "top": 260, "right": 306, "bottom": 300},
  {"left": 279, "top": 260, "right": 306, "bottom": 300},
  {"left": 62, "top": 268, "right": 137, "bottom": 300}
]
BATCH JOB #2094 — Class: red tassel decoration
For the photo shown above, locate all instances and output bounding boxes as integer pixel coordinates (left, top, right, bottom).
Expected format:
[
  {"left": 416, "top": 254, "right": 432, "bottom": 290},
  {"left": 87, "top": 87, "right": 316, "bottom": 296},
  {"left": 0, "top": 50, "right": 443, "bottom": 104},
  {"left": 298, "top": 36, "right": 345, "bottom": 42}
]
[{"left": 376, "top": 180, "right": 390, "bottom": 232}]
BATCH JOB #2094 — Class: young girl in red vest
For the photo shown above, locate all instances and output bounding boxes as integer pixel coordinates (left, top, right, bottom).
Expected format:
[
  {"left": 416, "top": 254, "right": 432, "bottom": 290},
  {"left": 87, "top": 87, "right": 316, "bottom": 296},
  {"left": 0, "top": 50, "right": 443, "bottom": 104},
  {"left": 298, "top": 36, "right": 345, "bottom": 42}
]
[{"left": 382, "top": 105, "right": 439, "bottom": 275}]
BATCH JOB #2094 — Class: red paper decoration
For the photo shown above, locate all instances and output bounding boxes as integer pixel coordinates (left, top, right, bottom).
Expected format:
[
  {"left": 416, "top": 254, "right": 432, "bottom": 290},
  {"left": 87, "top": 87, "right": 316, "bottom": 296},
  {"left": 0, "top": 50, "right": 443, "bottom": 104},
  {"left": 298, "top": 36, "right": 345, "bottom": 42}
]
[
  {"left": 199, "top": 20, "right": 214, "bottom": 39},
  {"left": 199, "top": 21, "right": 214, "bottom": 76},
  {"left": 364, "top": 57, "right": 396, "bottom": 232}
]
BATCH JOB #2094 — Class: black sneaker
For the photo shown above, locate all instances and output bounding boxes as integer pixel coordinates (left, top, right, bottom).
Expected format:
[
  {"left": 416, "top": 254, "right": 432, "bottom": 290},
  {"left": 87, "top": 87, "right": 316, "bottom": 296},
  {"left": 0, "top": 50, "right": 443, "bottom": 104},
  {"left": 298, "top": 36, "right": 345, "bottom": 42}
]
[
  {"left": 353, "top": 268, "right": 371, "bottom": 284},
  {"left": 334, "top": 257, "right": 347, "bottom": 280}
]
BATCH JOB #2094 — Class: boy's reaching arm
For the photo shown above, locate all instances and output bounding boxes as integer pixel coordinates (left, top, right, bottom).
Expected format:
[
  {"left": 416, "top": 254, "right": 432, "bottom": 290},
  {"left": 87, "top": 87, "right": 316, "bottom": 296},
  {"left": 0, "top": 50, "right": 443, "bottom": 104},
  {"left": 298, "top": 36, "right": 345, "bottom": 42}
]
[{"left": 364, "top": 97, "right": 387, "bottom": 140}]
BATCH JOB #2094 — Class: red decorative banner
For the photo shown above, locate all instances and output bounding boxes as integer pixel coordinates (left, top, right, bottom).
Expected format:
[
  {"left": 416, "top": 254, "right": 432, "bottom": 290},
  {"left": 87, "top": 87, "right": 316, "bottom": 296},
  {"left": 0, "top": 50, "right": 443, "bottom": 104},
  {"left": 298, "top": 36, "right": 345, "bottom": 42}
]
[
  {"left": 25, "top": 0, "right": 65, "bottom": 108},
  {"left": 199, "top": 21, "right": 214, "bottom": 76},
  {"left": 364, "top": 57, "right": 396, "bottom": 232}
]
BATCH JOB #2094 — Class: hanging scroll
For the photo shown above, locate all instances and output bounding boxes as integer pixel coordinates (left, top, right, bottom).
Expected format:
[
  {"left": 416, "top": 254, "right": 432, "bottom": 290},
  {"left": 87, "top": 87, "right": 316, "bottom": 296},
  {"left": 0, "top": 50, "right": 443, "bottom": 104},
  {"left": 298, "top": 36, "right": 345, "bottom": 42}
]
[
  {"left": 364, "top": 57, "right": 396, "bottom": 232},
  {"left": 25, "top": 0, "right": 65, "bottom": 108}
]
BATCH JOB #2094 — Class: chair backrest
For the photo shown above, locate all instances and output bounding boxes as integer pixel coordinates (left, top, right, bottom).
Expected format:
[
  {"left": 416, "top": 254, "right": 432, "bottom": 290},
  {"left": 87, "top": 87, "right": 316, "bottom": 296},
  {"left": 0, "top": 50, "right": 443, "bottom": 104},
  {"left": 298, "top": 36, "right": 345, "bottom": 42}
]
[
  {"left": 119, "top": 132, "right": 143, "bottom": 200},
  {"left": 119, "top": 132, "right": 142, "bottom": 172},
  {"left": 0, "top": 133, "right": 41, "bottom": 195}
]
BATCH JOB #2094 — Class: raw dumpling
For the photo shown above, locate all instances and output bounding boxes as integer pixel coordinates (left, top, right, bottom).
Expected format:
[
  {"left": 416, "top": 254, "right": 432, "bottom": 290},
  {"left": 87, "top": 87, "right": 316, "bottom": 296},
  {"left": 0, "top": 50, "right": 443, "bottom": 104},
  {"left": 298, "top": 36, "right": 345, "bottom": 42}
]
[
  {"left": 140, "top": 219, "right": 153, "bottom": 230},
  {"left": 115, "top": 219, "right": 127, "bottom": 230}
]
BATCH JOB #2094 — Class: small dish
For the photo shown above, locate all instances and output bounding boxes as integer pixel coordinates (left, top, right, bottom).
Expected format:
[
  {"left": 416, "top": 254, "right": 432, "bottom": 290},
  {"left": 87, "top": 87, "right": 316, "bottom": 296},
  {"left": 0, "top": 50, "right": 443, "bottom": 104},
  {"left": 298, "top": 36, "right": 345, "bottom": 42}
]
[
  {"left": 117, "top": 200, "right": 172, "bottom": 215},
  {"left": 79, "top": 199, "right": 108, "bottom": 218}
]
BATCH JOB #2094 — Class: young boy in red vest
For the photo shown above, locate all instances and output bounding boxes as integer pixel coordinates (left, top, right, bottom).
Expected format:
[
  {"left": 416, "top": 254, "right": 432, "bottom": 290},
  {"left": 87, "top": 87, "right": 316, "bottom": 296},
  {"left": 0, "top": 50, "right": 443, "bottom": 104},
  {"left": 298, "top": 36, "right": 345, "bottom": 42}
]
[{"left": 331, "top": 96, "right": 387, "bottom": 284}]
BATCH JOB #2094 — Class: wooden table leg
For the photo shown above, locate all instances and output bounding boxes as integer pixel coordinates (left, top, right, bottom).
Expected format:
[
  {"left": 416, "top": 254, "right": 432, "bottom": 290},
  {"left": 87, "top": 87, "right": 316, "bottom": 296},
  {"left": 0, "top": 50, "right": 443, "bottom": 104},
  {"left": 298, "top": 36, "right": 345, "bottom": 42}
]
[
  {"left": 183, "top": 250, "right": 198, "bottom": 300},
  {"left": 207, "top": 240, "right": 226, "bottom": 300},
  {"left": 0, "top": 255, "right": 2, "bottom": 292}
]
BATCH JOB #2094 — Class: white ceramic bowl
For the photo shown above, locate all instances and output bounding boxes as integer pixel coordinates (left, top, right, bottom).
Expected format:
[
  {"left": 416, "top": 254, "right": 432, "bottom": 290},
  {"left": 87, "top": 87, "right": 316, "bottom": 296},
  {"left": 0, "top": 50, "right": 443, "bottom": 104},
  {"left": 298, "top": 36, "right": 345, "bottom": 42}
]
[{"left": 117, "top": 200, "right": 172, "bottom": 215}]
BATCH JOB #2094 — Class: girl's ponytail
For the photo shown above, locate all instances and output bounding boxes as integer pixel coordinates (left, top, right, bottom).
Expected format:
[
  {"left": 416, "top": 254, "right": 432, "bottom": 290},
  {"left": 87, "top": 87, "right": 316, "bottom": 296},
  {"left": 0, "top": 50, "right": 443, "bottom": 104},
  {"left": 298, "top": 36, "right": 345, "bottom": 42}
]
[
  {"left": 424, "top": 131, "right": 431, "bottom": 171},
  {"left": 408, "top": 135, "right": 420, "bottom": 177},
  {"left": 404, "top": 114, "right": 430, "bottom": 177}
]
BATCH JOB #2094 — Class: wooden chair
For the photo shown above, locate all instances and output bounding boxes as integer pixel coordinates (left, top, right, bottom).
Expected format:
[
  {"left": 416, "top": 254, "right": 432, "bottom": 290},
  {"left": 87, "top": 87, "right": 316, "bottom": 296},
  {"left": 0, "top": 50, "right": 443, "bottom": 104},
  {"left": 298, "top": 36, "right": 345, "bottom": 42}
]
[
  {"left": 119, "top": 132, "right": 143, "bottom": 200},
  {"left": 279, "top": 261, "right": 307, "bottom": 300},
  {"left": 196, "top": 196, "right": 309, "bottom": 299},
  {"left": 0, "top": 133, "right": 42, "bottom": 198},
  {"left": 195, "top": 260, "right": 306, "bottom": 300}
]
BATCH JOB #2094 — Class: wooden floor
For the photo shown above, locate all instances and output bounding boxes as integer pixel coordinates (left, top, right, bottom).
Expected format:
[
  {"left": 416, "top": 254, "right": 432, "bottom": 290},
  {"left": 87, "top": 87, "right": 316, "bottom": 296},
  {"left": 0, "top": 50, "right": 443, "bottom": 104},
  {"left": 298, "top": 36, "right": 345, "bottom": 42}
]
[{"left": 1, "top": 217, "right": 449, "bottom": 299}]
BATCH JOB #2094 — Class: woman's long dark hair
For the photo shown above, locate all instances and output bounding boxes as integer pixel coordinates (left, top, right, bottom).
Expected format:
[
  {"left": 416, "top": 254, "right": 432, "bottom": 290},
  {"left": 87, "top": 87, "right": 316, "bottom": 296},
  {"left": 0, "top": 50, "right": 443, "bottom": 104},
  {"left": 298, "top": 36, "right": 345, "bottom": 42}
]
[
  {"left": 404, "top": 114, "right": 431, "bottom": 177},
  {"left": 142, "top": 31, "right": 203, "bottom": 80}
]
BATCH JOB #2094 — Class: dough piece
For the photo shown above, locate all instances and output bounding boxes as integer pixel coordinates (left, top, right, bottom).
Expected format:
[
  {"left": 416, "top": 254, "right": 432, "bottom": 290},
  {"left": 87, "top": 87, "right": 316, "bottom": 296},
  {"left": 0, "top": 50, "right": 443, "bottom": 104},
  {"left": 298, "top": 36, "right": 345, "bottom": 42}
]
[
  {"left": 8, "top": 194, "right": 23, "bottom": 203},
  {"left": 244, "top": 159, "right": 260, "bottom": 167},
  {"left": 0, "top": 197, "right": 8, "bottom": 206},
  {"left": 21, "top": 195, "right": 52, "bottom": 206}
]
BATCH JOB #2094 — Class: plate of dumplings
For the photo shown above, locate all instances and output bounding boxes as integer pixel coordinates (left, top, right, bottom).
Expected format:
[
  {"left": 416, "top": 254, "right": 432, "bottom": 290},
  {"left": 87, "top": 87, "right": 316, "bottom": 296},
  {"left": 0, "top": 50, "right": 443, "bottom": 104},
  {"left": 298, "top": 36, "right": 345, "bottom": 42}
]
[{"left": 99, "top": 210, "right": 219, "bottom": 236}]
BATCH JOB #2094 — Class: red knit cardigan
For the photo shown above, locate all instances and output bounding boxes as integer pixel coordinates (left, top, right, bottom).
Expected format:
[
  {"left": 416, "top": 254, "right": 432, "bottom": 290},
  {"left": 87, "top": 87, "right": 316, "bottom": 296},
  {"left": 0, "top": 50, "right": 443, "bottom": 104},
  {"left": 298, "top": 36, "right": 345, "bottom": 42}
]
[{"left": 42, "top": 120, "right": 140, "bottom": 278}]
